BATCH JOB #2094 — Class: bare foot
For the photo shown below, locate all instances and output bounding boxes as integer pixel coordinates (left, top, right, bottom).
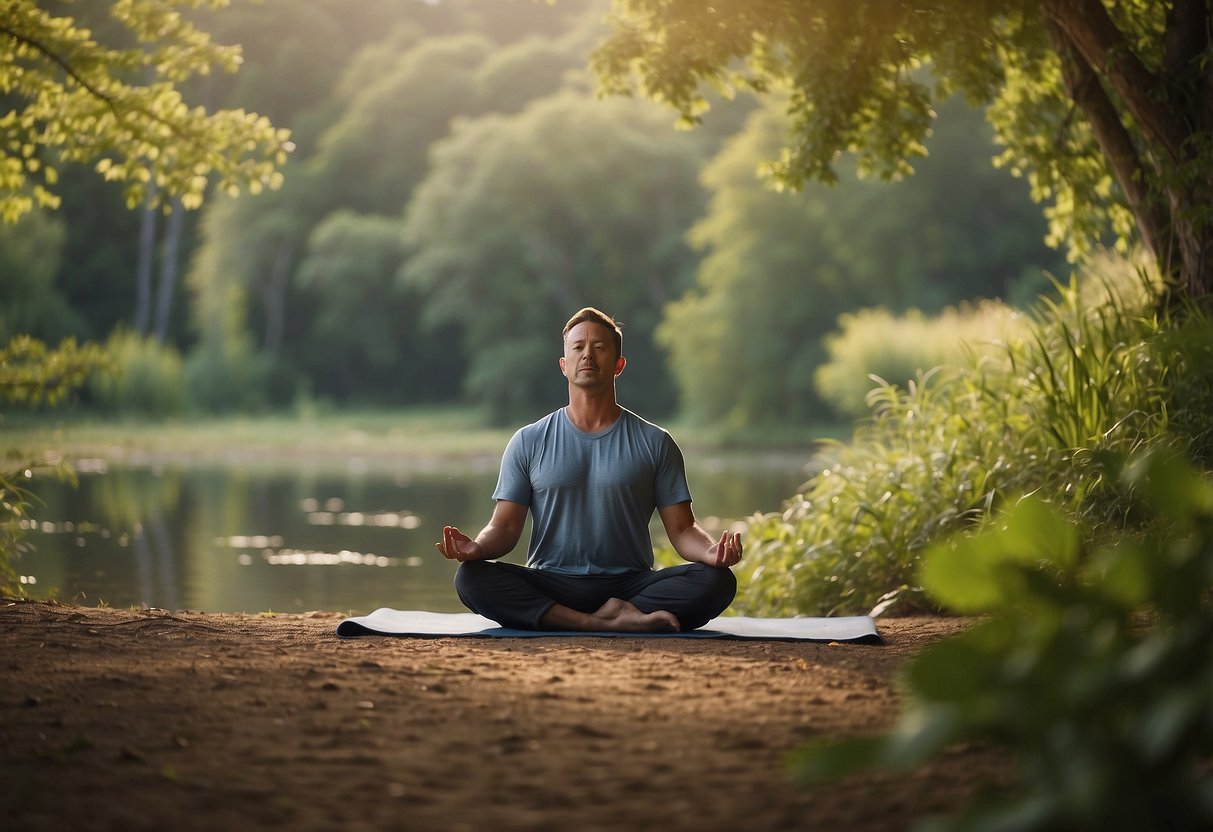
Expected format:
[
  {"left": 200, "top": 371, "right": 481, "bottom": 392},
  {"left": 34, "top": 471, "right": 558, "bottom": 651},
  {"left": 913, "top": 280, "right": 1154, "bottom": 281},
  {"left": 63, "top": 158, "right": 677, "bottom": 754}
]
[{"left": 590, "top": 598, "right": 680, "bottom": 633}]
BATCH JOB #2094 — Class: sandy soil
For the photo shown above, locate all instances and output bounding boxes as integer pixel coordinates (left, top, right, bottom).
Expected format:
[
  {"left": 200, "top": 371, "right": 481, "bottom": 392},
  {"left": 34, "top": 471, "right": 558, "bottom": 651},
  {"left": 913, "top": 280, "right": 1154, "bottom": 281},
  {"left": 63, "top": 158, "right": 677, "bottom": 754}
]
[{"left": 0, "top": 600, "right": 998, "bottom": 831}]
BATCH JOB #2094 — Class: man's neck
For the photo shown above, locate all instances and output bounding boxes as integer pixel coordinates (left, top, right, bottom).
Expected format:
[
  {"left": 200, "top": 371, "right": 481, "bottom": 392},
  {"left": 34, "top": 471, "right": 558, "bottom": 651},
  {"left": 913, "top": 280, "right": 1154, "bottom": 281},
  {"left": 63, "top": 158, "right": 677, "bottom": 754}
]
[{"left": 565, "top": 389, "right": 622, "bottom": 433}]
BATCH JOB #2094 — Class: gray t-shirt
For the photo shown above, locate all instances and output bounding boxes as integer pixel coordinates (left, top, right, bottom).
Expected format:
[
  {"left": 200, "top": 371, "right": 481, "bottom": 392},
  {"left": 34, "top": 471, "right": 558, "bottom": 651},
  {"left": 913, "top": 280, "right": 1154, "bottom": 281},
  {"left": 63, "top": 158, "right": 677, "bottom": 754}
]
[{"left": 492, "top": 407, "right": 692, "bottom": 575}]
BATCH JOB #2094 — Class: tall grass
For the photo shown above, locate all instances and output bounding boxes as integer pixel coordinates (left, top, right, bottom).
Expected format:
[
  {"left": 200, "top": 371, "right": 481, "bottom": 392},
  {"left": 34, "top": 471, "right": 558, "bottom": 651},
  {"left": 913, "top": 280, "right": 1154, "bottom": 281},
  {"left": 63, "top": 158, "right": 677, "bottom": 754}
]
[{"left": 736, "top": 252, "right": 1213, "bottom": 616}]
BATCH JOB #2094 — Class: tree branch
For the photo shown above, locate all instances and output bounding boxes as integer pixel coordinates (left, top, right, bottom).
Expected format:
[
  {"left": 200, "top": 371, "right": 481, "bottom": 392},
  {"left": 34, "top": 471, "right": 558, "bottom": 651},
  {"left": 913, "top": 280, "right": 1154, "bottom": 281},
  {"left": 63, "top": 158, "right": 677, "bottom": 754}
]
[
  {"left": 1045, "top": 16, "right": 1172, "bottom": 264},
  {"left": 0, "top": 22, "right": 219, "bottom": 163},
  {"left": 0, "top": 23, "right": 121, "bottom": 116}
]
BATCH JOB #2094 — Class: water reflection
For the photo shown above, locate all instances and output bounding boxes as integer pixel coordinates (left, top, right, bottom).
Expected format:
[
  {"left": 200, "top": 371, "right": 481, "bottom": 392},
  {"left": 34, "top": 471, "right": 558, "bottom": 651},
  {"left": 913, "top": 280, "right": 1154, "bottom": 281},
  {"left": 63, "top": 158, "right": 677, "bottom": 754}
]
[{"left": 19, "top": 455, "right": 809, "bottom": 615}]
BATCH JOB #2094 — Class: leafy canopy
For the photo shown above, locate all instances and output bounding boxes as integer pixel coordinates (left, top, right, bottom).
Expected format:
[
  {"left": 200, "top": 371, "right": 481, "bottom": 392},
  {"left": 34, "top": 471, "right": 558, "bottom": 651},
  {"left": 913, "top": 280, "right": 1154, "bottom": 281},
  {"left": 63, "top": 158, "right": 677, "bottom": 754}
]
[
  {"left": 0, "top": 0, "right": 292, "bottom": 222},
  {"left": 593, "top": 1, "right": 1198, "bottom": 272}
]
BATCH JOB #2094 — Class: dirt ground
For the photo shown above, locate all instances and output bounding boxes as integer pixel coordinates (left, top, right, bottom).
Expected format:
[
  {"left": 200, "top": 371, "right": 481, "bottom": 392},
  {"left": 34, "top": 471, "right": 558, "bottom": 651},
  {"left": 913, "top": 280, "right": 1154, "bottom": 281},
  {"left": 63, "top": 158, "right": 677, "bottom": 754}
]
[{"left": 0, "top": 599, "right": 999, "bottom": 831}]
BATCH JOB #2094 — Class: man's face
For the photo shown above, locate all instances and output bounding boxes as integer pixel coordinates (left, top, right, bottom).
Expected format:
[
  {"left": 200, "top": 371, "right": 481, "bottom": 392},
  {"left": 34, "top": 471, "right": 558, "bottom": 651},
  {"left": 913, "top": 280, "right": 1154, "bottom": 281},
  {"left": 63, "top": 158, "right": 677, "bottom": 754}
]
[{"left": 560, "top": 321, "right": 624, "bottom": 388}]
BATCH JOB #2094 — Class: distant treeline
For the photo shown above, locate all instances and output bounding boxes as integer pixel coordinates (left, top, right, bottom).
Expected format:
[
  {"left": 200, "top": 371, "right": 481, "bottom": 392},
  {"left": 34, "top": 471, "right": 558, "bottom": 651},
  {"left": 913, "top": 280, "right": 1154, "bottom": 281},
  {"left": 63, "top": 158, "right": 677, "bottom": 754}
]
[{"left": 1, "top": 0, "right": 1065, "bottom": 426}]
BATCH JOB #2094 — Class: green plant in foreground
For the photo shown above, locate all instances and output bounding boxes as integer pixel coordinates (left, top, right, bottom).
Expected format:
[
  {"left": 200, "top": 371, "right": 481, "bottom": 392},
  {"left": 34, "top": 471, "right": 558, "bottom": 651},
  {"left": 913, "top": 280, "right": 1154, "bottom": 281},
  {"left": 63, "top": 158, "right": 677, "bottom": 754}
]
[
  {"left": 791, "top": 451, "right": 1213, "bottom": 831},
  {"left": 1, "top": 335, "right": 107, "bottom": 593}
]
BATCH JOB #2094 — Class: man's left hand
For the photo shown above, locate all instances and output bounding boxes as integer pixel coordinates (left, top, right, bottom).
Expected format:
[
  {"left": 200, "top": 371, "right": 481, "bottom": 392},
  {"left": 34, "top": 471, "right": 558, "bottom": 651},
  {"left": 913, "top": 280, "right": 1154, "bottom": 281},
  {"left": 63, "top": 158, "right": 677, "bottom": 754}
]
[{"left": 708, "top": 530, "right": 743, "bottom": 567}]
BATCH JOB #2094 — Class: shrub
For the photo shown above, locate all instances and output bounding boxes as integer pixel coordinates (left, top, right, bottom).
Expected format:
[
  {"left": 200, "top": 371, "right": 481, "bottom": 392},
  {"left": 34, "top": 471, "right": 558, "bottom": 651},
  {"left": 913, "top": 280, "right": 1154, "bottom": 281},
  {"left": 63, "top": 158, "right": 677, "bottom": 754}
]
[
  {"left": 792, "top": 452, "right": 1213, "bottom": 831},
  {"left": 736, "top": 252, "right": 1213, "bottom": 616},
  {"left": 88, "top": 330, "right": 185, "bottom": 417},
  {"left": 181, "top": 340, "right": 271, "bottom": 413},
  {"left": 814, "top": 302, "right": 1027, "bottom": 419}
]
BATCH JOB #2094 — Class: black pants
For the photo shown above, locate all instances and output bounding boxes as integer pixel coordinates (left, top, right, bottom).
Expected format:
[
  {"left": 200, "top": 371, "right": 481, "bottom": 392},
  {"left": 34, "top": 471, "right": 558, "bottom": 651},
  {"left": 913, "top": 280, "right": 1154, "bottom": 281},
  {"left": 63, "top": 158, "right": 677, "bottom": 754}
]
[{"left": 454, "top": 560, "right": 737, "bottom": 631}]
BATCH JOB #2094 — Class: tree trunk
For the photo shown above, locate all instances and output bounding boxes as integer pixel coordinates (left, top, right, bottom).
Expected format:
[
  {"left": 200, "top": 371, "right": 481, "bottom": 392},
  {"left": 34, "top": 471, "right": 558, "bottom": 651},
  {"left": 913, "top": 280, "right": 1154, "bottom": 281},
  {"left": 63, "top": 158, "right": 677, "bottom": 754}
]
[
  {"left": 134, "top": 183, "right": 158, "bottom": 335},
  {"left": 153, "top": 197, "right": 186, "bottom": 345},
  {"left": 1046, "top": 0, "right": 1213, "bottom": 301},
  {"left": 1173, "top": 194, "right": 1213, "bottom": 298}
]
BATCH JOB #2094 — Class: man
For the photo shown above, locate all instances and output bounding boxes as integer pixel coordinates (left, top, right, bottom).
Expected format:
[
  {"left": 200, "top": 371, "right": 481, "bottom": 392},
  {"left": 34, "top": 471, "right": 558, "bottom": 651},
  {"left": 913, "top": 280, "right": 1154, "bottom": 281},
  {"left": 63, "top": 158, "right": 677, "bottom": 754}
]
[{"left": 435, "top": 307, "right": 742, "bottom": 632}]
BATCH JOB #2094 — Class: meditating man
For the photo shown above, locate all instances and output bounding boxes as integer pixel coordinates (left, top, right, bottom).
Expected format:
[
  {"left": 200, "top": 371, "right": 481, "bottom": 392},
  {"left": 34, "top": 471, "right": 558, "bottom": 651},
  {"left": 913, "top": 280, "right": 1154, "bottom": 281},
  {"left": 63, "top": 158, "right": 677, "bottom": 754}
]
[{"left": 434, "top": 307, "right": 742, "bottom": 632}]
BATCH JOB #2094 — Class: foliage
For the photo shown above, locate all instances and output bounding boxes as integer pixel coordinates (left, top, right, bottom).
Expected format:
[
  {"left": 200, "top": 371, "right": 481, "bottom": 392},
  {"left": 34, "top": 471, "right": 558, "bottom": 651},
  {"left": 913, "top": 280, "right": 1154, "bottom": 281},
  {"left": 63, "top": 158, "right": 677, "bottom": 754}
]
[
  {"left": 0, "top": 335, "right": 108, "bottom": 408},
  {"left": 0, "top": 334, "right": 105, "bottom": 593},
  {"left": 661, "top": 98, "right": 1059, "bottom": 429},
  {"left": 183, "top": 12, "right": 604, "bottom": 412},
  {"left": 309, "top": 33, "right": 495, "bottom": 216},
  {"left": 181, "top": 334, "right": 269, "bottom": 413},
  {"left": 87, "top": 329, "right": 185, "bottom": 417},
  {"left": 814, "top": 302, "right": 1028, "bottom": 420},
  {"left": 792, "top": 452, "right": 1213, "bottom": 831},
  {"left": 0, "top": 0, "right": 292, "bottom": 221},
  {"left": 0, "top": 207, "right": 86, "bottom": 341},
  {"left": 0, "top": 462, "right": 37, "bottom": 595},
  {"left": 735, "top": 253, "right": 1213, "bottom": 616},
  {"left": 402, "top": 90, "right": 709, "bottom": 420},
  {"left": 593, "top": 1, "right": 1213, "bottom": 297}
]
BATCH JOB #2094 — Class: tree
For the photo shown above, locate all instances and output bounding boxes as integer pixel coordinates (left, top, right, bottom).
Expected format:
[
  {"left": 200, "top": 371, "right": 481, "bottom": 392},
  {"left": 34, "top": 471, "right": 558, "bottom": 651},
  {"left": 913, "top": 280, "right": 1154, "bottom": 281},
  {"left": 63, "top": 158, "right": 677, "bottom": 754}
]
[
  {"left": 308, "top": 34, "right": 495, "bottom": 216},
  {"left": 594, "top": 1, "right": 1213, "bottom": 301},
  {"left": 293, "top": 210, "right": 460, "bottom": 404},
  {"left": 402, "top": 91, "right": 708, "bottom": 419},
  {"left": 0, "top": 208, "right": 85, "bottom": 341},
  {"left": 661, "top": 97, "right": 1060, "bottom": 428},
  {"left": 0, "top": 0, "right": 291, "bottom": 222}
]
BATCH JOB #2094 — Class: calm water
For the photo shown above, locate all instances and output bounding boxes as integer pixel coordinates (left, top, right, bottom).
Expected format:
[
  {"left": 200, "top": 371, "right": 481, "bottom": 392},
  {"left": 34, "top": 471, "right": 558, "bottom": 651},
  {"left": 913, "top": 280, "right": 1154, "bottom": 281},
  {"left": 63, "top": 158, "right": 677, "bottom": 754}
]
[{"left": 16, "top": 453, "right": 811, "bottom": 615}]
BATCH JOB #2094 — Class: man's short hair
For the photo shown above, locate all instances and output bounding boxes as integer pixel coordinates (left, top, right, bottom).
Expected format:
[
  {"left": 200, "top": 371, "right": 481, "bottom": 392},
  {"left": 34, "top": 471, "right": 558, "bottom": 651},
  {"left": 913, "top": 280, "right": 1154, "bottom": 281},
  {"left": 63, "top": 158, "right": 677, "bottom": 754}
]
[{"left": 563, "top": 307, "right": 623, "bottom": 357}]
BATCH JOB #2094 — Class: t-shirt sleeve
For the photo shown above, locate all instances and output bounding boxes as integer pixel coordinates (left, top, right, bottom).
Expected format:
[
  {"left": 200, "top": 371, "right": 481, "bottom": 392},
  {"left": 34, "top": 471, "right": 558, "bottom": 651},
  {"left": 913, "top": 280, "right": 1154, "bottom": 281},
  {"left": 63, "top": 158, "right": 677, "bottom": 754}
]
[
  {"left": 654, "top": 432, "right": 692, "bottom": 508},
  {"left": 492, "top": 428, "right": 533, "bottom": 506}
]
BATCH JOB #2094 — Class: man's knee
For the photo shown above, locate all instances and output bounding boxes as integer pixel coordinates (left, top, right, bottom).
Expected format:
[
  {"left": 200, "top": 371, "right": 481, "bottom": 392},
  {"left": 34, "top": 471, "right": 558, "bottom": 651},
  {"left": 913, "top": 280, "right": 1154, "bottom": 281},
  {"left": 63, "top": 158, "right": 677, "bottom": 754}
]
[
  {"left": 687, "top": 561, "right": 737, "bottom": 604},
  {"left": 674, "top": 563, "right": 737, "bottom": 630},
  {"left": 454, "top": 560, "right": 495, "bottom": 609}
]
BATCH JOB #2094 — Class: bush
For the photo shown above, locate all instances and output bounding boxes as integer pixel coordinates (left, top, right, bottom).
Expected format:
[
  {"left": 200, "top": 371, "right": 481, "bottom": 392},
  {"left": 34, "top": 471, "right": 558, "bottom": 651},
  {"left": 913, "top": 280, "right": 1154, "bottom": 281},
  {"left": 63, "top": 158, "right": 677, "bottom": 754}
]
[
  {"left": 181, "top": 340, "right": 271, "bottom": 413},
  {"left": 736, "top": 252, "right": 1213, "bottom": 616},
  {"left": 792, "top": 452, "right": 1213, "bottom": 831},
  {"left": 88, "top": 330, "right": 185, "bottom": 417},
  {"left": 814, "top": 301, "right": 1027, "bottom": 419}
]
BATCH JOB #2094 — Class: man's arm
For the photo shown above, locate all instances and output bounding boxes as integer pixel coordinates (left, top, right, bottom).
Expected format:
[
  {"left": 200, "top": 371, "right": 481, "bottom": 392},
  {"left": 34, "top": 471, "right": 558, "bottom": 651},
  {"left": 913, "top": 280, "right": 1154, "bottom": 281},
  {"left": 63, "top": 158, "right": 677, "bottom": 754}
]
[
  {"left": 435, "top": 500, "right": 528, "bottom": 562},
  {"left": 658, "top": 501, "right": 743, "bottom": 568}
]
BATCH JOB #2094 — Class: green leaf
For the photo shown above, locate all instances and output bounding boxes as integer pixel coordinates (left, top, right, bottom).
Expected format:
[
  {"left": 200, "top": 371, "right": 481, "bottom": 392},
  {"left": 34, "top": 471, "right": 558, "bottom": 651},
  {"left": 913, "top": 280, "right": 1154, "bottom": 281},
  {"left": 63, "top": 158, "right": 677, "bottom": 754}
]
[
  {"left": 1084, "top": 541, "right": 1152, "bottom": 607},
  {"left": 1124, "top": 451, "right": 1213, "bottom": 522},
  {"left": 920, "top": 497, "right": 1077, "bottom": 612},
  {"left": 906, "top": 624, "right": 1008, "bottom": 703},
  {"left": 787, "top": 736, "right": 885, "bottom": 784}
]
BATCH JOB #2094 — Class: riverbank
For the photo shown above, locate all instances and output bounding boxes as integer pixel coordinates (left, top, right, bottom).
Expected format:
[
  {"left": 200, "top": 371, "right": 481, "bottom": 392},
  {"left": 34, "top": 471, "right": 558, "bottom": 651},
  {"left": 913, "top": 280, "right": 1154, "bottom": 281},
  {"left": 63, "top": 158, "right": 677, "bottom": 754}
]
[
  {"left": 3, "top": 408, "right": 517, "bottom": 472},
  {"left": 2, "top": 407, "right": 847, "bottom": 471},
  {"left": 0, "top": 599, "right": 996, "bottom": 832}
]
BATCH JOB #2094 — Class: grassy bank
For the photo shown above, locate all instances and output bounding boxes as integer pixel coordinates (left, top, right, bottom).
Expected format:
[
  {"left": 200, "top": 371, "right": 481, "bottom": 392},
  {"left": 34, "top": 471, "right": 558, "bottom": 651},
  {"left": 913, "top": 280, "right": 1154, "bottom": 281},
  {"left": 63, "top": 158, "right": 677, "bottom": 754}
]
[
  {"left": 2, "top": 407, "right": 515, "bottom": 469},
  {"left": 2, "top": 406, "right": 846, "bottom": 470}
]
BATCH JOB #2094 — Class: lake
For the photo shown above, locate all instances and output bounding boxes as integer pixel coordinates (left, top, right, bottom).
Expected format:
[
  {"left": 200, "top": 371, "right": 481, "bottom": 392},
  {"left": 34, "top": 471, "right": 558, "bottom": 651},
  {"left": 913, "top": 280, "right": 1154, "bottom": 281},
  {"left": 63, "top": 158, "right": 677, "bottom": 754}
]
[{"left": 16, "top": 452, "right": 813, "bottom": 615}]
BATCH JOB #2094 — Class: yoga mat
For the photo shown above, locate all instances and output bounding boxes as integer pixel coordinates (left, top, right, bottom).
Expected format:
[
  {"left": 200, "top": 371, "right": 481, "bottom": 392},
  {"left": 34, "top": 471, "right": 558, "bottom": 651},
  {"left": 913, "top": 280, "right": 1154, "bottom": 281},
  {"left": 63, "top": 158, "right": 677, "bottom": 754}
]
[{"left": 336, "top": 608, "right": 881, "bottom": 643}]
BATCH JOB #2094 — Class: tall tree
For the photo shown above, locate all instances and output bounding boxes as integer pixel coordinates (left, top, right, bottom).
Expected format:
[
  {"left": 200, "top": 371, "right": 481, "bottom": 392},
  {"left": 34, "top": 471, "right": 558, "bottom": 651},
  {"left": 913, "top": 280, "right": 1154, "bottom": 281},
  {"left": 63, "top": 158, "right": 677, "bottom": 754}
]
[
  {"left": 0, "top": 0, "right": 291, "bottom": 222},
  {"left": 0, "top": 209, "right": 83, "bottom": 341},
  {"left": 308, "top": 34, "right": 495, "bottom": 216},
  {"left": 594, "top": 1, "right": 1213, "bottom": 300},
  {"left": 401, "top": 91, "right": 708, "bottom": 419},
  {"left": 661, "top": 97, "right": 1061, "bottom": 429}
]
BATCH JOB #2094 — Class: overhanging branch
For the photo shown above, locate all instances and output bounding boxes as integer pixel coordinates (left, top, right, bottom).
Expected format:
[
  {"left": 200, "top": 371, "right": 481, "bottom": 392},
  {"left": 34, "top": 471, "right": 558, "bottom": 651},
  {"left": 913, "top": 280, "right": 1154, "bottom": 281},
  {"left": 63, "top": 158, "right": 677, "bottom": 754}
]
[
  {"left": 0, "top": 22, "right": 230, "bottom": 166},
  {"left": 0, "top": 23, "right": 121, "bottom": 116}
]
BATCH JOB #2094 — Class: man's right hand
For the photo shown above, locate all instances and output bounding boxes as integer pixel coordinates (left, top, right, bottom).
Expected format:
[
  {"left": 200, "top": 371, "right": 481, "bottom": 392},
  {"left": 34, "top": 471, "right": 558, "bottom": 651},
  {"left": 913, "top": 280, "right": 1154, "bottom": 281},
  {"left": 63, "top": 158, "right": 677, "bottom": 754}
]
[{"left": 435, "top": 525, "right": 483, "bottom": 561}]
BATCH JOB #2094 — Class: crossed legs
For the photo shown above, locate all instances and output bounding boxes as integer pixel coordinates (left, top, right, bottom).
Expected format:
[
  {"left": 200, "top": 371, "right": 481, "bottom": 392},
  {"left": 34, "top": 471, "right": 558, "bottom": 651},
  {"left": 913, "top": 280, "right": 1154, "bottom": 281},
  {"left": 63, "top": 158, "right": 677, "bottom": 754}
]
[{"left": 454, "top": 560, "right": 737, "bottom": 632}]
